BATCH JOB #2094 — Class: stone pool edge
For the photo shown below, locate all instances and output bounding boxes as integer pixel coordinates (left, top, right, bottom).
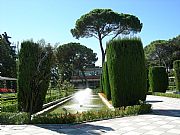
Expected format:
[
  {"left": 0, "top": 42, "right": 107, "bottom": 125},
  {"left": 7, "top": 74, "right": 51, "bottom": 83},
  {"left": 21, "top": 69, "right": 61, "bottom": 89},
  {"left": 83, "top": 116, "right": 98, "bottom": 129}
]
[
  {"left": 98, "top": 93, "right": 115, "bottom": 110},
  {"left": 31, "top": 95, "right": 74, "bottom": 119}
]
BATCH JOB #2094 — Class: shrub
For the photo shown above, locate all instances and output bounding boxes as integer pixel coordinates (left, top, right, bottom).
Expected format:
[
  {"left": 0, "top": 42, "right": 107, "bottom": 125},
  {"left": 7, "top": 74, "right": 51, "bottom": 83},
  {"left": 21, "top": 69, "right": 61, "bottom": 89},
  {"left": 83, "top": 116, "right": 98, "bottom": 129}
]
[
  {"left": 1, "top": 104, "right": 18, "bottom": 112},
  {"left": 0, "top": 112, "right": 29, "bottom": 124},
  {"left": 100, "top": 74, "right": 104, "bottom": 93},
  {"left": 149, "top": 66, "right": 168, "bottom": 93},
  {"left": 44, "top": 95, "right": 62, "bottom": 104},
  {"left": 173, "top": 60, "right": 180, "bottom": 92},
  {"left": 106, "top": 38, "right": 147, "bottom": 107},
  {"left": 31, "top": 103, "right": 151, "bottom": 124},
  {"left": 146, "top": 68, "right": 150, "bottom": 92},
  {"left": 18, "top": 41, "right": 53, "bottom": 114},
  {"left": 102, "top": 62, "right": 111, "bottom": 100}
]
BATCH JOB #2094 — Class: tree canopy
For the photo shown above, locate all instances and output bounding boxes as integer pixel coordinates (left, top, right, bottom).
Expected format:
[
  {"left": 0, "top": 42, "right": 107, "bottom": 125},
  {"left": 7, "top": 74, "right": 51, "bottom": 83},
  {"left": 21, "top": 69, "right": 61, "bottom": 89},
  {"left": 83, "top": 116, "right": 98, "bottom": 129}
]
[
  {"left": 56, "top": 42, "right": 97, "bottom": 82},
  {"left": 0, "top": 33, "right": 16, "bottom": 78},
  {"left": 144, "top": 35, "right": 180, "bottom": 69},
  {"left": 71, "top": 9, "right": 143, "bottom": 64}
]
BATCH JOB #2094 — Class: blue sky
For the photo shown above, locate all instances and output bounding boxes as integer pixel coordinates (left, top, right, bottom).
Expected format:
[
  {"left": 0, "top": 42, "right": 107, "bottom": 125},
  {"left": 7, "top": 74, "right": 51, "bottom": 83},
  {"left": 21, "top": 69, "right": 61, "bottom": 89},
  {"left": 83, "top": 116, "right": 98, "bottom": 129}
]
[{"left": 1, "top": 0, "right": 180, "bottom": 66}]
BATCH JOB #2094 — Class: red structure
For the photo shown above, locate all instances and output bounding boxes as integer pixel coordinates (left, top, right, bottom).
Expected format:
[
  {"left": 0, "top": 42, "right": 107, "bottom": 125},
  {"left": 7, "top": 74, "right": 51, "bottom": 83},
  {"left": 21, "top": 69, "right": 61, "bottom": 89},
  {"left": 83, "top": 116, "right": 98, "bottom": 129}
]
[{"left": 0, "top": 76, "right": 17, "bottom": 93}]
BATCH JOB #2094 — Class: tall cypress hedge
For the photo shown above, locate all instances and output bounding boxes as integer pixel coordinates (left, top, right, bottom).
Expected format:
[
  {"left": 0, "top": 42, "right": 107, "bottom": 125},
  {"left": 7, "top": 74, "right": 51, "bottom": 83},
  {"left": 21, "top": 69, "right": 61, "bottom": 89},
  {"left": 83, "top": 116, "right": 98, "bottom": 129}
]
[
  {"left": 146, "top": 68, "right": 150, "bottom": 92},
  {"left": 149, "top": 66, "right": 168, "bottom": 93},
  {"left": 173, "top": 60, "right": 180, "bottom": 92},
  {"left": 102, "top": 62, "right": 111, "bottom": 100},
  {"left": 106, "top": 38, "right": 146, "bottom": 107},
  {"left": 18, "top": 41, "right": 53, "bottom": 114},
  {"left": 100, "top": 74, "right": 104, "bottom": 93}
]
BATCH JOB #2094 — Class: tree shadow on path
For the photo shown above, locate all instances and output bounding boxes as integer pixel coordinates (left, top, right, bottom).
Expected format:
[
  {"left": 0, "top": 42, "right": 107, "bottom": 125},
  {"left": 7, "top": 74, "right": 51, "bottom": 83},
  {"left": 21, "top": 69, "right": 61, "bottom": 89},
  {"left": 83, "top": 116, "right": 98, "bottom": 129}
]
[
  {"left": 37, "top": 123, "right": 114, "bottom": 135},
  {"left": 152, "top": 109, "right": 180, "bottom": 117},
  {"left": 146, "top": 100, "right": 163, "bottom": 103}
]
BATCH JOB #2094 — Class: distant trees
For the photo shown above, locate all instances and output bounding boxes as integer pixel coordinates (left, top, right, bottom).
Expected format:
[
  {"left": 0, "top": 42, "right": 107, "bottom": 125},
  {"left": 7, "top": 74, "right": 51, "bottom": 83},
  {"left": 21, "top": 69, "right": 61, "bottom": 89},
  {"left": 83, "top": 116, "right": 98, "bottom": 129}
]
[
  {"left": 56, "top": 42, "right": 97, "bottom": 84},
  {"left": 0, "top": 32, "right": 16, "bottom": 78},
  {"left": 144, "top": 35, "right": 180, "bottom": 69},
  {"left": 71, "top": 9, "right": 142, "bottom": 65}
]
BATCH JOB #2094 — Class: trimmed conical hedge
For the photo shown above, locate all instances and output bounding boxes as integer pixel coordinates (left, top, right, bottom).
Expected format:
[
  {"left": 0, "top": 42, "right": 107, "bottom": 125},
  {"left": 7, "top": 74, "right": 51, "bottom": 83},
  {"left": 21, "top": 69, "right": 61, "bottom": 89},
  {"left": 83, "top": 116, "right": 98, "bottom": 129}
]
[
  {"left": 106, "top": 38, "right": 147, "bottom": 107},
  {"left": 173, "top": 60, "right": 180, "bottom": 92},
  {"left": 149, "top": 66, "right": 168, "bottom": 93},
  {"left": 102, "top": 62, "right": 111, "bottom": 100}
]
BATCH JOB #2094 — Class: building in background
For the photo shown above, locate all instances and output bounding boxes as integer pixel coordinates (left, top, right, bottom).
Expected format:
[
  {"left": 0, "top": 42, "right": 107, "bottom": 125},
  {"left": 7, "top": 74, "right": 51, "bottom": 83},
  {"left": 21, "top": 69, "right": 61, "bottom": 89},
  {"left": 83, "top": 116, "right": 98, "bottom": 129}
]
[
  {"left": 0, "top": 76, "right": 17, "bottom": 93},
  {"left": 70, "top": 66, "right": 102, "bottom": 88}
]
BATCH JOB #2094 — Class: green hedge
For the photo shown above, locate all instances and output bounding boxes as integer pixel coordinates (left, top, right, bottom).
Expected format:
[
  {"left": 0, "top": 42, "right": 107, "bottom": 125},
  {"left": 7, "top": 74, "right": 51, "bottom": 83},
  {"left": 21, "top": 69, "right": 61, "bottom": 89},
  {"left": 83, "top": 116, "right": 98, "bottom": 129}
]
[
  {"left": 102, "top": 62, "right": 111, "bottom": 100},
  {"left": 18, "top": 41, "right": 53, "bottom": 114},
  {"left": 100, "top": 74, "right": 104, "bottom": 93},
  {"left": 146, "top": 68, "right": 150, "bottom": 92},
  {"left": 149, "top": 66, "right": 168, "bottom": 93},
  {"left": 153, "top": 92, "right": 180, "bottom": 98},
  {"left": 45, "top": 95, "right": 62, "bottom": 104},
  {"left": 173, "top": 60, "right": 180, "bottom": 92},
  {"left": 106, "top": 38, "right": 147, "bottom": 107},
  {"left": 31, "top": 103, "right": 151, "bottom": 124},
  {"left": 0, "top": 103, "right": 151, "bottom": 124},
  {"left": 1, "top": 104, "right": 18, "bottom": 112},
  {"left": 0, "top": 112, "right": 29, "bottom": 124}
]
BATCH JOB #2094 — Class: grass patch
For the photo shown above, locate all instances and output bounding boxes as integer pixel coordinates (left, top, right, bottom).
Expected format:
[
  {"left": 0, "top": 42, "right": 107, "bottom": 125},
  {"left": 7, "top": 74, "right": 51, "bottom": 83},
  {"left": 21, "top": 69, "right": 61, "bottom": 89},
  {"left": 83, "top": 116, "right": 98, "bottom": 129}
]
[{"left": 153, "top": 92, "right": 180, "bottom": 98}]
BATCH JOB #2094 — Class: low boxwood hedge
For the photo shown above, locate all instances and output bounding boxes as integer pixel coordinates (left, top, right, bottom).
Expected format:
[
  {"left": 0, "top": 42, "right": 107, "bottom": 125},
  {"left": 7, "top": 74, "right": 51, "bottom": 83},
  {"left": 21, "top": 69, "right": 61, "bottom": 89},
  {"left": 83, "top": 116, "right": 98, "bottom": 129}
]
[
  {"left": 31, "top": 103, "right": 152, "bottom": 124},
  {"left": 0, "top": 112, "right": 29, "bottom": 124}
]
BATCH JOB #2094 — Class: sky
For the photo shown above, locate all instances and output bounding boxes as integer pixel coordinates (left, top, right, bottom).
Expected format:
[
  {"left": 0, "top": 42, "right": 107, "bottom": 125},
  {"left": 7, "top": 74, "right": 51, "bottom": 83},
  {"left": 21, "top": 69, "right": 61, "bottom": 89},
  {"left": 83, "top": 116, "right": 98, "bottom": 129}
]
[{"left": 1, "top": 0, "right": 180, "bottom": 66}]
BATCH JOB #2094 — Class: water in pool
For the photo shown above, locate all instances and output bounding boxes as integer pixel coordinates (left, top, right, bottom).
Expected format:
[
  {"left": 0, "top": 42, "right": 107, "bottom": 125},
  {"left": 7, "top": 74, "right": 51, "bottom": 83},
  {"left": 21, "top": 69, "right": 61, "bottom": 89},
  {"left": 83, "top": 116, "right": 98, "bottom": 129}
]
[{"left": 51, "top": 88, "right": 107, "bottom": 114}]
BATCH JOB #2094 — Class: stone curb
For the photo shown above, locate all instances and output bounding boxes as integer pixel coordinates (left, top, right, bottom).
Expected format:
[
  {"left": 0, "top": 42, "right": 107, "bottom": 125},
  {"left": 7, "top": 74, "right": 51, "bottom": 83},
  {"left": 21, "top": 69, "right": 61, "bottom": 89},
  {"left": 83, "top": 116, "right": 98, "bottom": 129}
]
[
  {"left": 98, "top": 93, "right": 115, "bottom": 110},
  {"left": 32, "top": 95, "right": 74, "bottom": 118}
]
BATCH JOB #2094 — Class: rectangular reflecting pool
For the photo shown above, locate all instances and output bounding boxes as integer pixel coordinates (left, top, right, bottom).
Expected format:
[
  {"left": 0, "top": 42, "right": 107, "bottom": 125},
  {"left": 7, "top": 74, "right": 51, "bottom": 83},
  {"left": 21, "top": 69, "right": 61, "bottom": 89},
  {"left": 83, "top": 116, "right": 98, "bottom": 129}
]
[{"left": 50, "top": 88, "right": 107, "bottom": 114}]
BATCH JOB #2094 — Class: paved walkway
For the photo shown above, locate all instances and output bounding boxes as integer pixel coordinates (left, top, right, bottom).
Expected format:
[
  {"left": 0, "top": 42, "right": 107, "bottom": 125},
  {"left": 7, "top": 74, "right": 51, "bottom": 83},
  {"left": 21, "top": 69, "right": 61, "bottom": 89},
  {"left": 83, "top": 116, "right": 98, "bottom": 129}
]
[{"left": 1, "top": 95, "right": 180, "bottom": 135}]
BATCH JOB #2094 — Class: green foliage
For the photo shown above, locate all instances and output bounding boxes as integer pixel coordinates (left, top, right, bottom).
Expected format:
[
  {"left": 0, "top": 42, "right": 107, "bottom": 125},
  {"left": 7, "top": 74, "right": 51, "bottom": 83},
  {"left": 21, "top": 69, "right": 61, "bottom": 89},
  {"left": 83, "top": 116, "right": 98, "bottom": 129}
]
[
  {"left": 45, "top": 88, "right": 74, "bottom": 104},
  {"left": 31, "top": 103, "right": 151, "bottom": 124},
  {"left": 100, "top": 75, "right": 104, "bottom": 93},
  {"left": 0, "top": 33, "right": 16, "bottom": 77},
  {"left": 106, "top": 38, "right": 147, "bottom": 107},
  {"left": 102, "top": 62, "right": 111, "bottom": 100},
  {"left": 18, "top": 41, "right": 53, "bottom": 114},
  {"left": 0, "top": 112, "right": 29, "bottom": 124},
  {"left": 173, "top": 60, "right": 180, "bottom": 91},
  {"left": 149, "top": 66, "right": 168, "bottom": 93},
  {"left": 71, "top": 8, "right": 142, "bottom": 64},
  {"left": 153, "top": 92, "right": 180, "bottom": 98},
  {"left": 71, "top": 9, "right": 142, "bottom": 39},
  {"left": 144, "top": 35, "right": 180, "bottom": 68},
  {"left": 56, "top": 42, "right": 97, "bottom": 82},
  {"left": 44, "top": 95, "right": 62, "bottom": 104},
  {"left": 1, "top": 104, "right": 18, "bottom": 112},
  {"left": 146, "top": 68, "right": 150, "bottom": 92}
]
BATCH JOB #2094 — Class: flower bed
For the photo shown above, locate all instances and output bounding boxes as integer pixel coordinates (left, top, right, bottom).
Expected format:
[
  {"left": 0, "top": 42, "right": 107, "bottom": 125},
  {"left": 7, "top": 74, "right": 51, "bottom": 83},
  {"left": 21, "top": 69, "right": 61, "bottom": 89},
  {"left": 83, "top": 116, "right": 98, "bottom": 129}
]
[{"left": 0, "top": 88, "right": 15, "bottom": 93}]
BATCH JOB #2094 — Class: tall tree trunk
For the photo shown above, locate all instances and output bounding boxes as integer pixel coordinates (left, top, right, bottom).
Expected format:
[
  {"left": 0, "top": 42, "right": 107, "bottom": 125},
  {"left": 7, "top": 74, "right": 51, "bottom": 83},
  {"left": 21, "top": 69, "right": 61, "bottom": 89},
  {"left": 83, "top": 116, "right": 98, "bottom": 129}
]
[{"left": 97, "top": 30, "right": 105, "bottom": 66}]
